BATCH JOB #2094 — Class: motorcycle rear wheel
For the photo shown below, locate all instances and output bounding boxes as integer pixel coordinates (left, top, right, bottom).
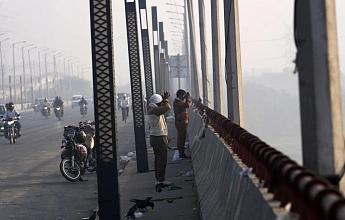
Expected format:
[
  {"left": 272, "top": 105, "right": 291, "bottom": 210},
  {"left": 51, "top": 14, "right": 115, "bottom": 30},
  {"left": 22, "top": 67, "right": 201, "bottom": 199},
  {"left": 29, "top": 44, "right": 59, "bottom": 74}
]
[{"left": 60, "top": 159, "right": 82, "bottom": 182}]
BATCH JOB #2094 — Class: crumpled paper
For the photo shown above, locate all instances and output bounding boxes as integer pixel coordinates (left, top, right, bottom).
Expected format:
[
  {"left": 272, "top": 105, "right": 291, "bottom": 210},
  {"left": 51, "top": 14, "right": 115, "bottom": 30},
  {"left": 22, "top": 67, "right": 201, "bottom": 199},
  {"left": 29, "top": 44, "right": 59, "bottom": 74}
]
[{"left": 239, "top": 167, "right": 253, "bottom": 178}]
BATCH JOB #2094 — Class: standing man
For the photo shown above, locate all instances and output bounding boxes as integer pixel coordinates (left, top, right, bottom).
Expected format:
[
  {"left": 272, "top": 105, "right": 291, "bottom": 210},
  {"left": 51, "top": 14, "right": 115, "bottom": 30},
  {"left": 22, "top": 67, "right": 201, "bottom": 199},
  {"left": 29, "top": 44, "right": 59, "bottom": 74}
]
[
  {"left": 173, "top": 89, "right": 192, "bottom": 158},
  {"left": 147, "top": 92, "right": 172, "bottom": 188},
  {"left": 120, "top": 94, "right": 130, "bottom": 121}
]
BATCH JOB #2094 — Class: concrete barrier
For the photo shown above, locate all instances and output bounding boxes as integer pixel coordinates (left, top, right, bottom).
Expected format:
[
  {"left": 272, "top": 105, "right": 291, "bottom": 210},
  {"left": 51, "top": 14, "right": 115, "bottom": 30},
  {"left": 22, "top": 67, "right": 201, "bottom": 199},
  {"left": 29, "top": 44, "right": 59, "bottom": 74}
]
[{"left": 188, "top": 108, "right": 285, "bottom": 220}]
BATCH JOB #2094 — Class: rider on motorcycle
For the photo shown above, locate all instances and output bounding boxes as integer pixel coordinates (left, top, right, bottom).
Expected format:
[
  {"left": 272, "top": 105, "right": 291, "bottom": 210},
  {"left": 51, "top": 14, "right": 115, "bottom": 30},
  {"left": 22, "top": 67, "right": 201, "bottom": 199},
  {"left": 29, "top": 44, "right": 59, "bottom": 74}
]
[
  {"left": 53, "top": 96, "right": 64, "bottom": 116},
  {"left": 3, "top": 102, "right": 21, "bottom": 136},
  {"left": 42, "top": 98, "right": 51, "bottom": 113},
  {"left": 79, "top": 97, "right": 88, "bottom": 111}
]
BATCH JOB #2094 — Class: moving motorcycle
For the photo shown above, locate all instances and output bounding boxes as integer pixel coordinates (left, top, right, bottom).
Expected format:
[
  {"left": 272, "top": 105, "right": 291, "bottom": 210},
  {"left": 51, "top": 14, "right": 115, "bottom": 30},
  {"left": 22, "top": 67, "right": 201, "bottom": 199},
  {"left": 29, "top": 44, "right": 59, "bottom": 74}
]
[
  {"left": 80, "top": 104, "right": 87, "bottom": 117},
  {"left": 41, "top": 106, "right": 50, "bottom": 119},
  {"left": 2, "top": 118, "right": 20, "bottom": 144},
  {"left": 54, "top": 107, "right": 63, "bottom": 120},
  {"left": 33, "top": 104, "right": 39, "bottom": 113},
  {"left": 60, "top": 123, "right": 97, "bottom": 182}
]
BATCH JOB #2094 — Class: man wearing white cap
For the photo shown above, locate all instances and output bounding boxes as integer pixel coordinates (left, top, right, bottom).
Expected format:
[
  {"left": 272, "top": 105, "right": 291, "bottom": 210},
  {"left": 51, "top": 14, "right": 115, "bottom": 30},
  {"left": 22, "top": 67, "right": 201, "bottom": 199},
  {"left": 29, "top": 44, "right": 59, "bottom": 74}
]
[{"left": 147, "top": 91, "right": 172, "bottom": 187}]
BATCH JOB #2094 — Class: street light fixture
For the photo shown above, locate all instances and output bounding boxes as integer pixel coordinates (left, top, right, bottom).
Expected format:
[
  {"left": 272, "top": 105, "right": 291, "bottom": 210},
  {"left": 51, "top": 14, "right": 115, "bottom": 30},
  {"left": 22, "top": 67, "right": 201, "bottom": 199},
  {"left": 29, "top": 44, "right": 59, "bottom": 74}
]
[
  {"left": 28, "top": 46, "right": 37, "bottom": 102},
  {"left": 0, "top": 38, "right": 9, "bottom": 103},
  {"left": 13, "top": 41, "right": 26, "bottom": 102}
]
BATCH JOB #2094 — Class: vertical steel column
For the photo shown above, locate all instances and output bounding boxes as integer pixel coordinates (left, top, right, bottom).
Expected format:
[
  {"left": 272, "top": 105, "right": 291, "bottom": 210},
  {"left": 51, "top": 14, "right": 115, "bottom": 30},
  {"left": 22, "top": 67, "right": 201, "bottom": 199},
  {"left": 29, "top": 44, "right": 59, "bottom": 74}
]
[
  {"left": 164, "top": 40, "right": 170, "bottom": 93},
  {"left": 151, "top": 7, "right": 160, "bottom": 94},
  {"left": 186, "top": 0, "right": 200, "bottom": 98},
  {"left": 211, "top": 0, "right": 223, "bottom": 113},
  {"left": 138, "top": 0, "right": 154, "bottom": 99},
  {"left": 89, "top": 0, "right": 121, "bottom": 219},
  {"left": 124, "top": 0, "right": 149, "bottom": 173},
  {"left": 159, "top": 22, "right": 165, "bottom": 94},
  {"left": 224, "top": 0, "right": 244, "bottom": 125},
  {"left": 198, "top": 0, "right": 210, "bottom": 106},
  {"left": 295, "top": 0, "right": 345, "bottom": 191}
]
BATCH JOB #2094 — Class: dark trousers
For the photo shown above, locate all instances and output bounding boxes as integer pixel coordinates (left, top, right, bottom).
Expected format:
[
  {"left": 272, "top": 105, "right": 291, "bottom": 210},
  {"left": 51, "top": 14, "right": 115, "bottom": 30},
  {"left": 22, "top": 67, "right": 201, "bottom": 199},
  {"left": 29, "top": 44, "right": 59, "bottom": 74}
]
[
  {"left": 175, "top": 122, "right": 188, "bottom": 155},
  {"left": 150, "top": 136, "right": 168, "bottom": 182}
]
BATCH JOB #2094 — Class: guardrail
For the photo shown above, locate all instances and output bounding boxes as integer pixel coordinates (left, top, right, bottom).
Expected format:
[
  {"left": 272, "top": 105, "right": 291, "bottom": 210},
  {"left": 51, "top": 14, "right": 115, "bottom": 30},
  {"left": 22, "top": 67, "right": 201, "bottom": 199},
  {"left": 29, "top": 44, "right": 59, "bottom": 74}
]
[{"left": 192, "top": 99, "right": 345, "bottom": 220}]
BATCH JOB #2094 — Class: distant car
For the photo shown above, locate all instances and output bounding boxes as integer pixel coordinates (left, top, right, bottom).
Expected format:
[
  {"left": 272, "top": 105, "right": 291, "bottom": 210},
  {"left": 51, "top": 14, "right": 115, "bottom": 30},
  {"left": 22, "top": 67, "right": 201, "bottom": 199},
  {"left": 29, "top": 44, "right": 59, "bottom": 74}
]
[
  {"left": 0, "top": 104, "right": 6, "bottom": 134},
  {"left": 71, "top": 95, "right": 83, "bottom": 108}
]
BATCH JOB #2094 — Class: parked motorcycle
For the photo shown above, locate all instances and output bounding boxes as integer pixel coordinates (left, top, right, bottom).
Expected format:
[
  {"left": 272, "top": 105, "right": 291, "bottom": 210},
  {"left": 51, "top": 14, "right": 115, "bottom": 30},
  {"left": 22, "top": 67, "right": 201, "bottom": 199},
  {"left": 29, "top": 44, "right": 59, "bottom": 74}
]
[
  {"left": 54, "top": 107, "right": 63, "bottom": 120},
  {"left": 41, "top": 106, "right": 50, "bottom": 119},
  {"left": 2, "top": 118, "right": 20, "bottom": 144},
  {"left": 80, "top": 104, "right": 87, "bottom": 117},
  {"left": 60, "top": 124, "right": 96, "bottom": 182}
]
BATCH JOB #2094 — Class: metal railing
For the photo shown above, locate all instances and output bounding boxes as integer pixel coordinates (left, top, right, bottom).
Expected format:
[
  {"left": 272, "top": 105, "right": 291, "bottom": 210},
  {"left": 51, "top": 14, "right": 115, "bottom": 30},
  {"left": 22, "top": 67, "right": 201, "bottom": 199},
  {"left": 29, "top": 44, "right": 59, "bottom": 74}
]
[{"left": 192, "top": 99, "right": 345, "bottom": 220}]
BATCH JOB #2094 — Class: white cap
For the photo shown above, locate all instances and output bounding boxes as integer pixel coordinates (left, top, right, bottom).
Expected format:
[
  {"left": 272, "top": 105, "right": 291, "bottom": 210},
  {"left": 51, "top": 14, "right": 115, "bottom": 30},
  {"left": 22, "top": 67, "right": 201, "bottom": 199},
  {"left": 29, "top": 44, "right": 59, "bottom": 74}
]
[{"left": 149, "top": 94, "right": 163, "bottom": 104}]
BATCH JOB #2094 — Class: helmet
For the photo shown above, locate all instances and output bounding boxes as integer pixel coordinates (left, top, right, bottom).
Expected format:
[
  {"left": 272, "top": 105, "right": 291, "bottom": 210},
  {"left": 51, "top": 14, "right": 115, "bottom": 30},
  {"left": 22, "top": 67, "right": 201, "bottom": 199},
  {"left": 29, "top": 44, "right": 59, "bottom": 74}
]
[
  {"left": 81, "top": 97, "right": 85, "bottom": 100},
  {"left": 149, "top": 94, "right": 163, "bottom": 104},
  {"left": 75, "top": 130, "right": 86, "bottom": 143},
  {"left": 55, "top": 96, "right": 59, "bottom": 99},
  {"left": 8, "top": 102, "right": 14, "bottom": 111},
  {"left": 44, "top": 98, "right": 47, "bottom": 102},
  {"left": 123, "top": 94, "right": 127, "bottom": 98}
]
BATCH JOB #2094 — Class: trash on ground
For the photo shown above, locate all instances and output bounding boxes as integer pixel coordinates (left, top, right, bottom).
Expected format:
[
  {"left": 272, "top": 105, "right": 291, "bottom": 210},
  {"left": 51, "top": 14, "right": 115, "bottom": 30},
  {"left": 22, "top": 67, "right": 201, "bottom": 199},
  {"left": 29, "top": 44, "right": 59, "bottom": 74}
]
[
  {"left": 176, "top": 171, "right": 187, "bottom": 176},
  {"left": 134, "top": 212, "right": 143, "bottom": 218},
  {"left": 172, "top": 150, "right": 182, "bottom": 162},
  {"left": 193, "top": 208, "right": 197, "bottom": 211},
  {"left": 120, "top": 156, "right": 132, "bottom": 163},
  {"left": 127, "top": 151, "right": 135, "bottom": 157},
  {"left": 239, "top": 167, "right": 253, "bottom": 177},
  {"left": 193, "top": 109, "right": 198, "bottom": 113},
  {"left": 119, "top": 169, "right": 124, "bottom": 174},
  {"left": 183, "top": 171, "right": 194, "bottom": 177},
  {"left": 168, "top": 184, "right": 183, "bottom": 191},
  {"left": 184, "top": 142, "right": 189, "bottom": 149}
]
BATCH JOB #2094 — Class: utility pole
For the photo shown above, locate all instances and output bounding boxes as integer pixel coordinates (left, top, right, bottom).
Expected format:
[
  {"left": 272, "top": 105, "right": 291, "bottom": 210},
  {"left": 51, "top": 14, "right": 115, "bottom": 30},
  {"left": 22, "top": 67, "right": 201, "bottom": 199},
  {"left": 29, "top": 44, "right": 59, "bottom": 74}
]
[
  {"left": 178, "top": 54, "right": 181, "bottom": 89},
  {"left": 38, "top": 48, "right": 49, "bottom": 98},
  {"left": 295, "top": 0, "right": 345, "bottom": 193},
  {"left": 223, "top": 0, "right": 244, "bottom": 125},
  {"left": 0, "top": 38, "right": 9, "bottom": 103},
  {"left": 45, "top": 50, "right": 55, "bottom": 98},
  {"left": 20, "top": 76, "right": 23, "bottom": 110},
  {"left": 28, "top": 46, "right": 37, "bottom": 103},
  {"left": 198, "top": 0, "right": 210, "bottom": 106},
  {"left": 211, "top": 0, "right": 222, "bottom": 112},
  {"left": 22, "top": 44, "right": 34, "bottom": 103}
]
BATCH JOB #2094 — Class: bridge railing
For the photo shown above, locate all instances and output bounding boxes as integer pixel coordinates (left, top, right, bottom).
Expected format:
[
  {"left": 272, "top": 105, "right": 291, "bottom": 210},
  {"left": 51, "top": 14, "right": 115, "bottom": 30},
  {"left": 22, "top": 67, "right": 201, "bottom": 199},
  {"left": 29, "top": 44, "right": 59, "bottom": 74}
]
[{"left": 192, "top": 99, "right": 345, "bottom": 220}]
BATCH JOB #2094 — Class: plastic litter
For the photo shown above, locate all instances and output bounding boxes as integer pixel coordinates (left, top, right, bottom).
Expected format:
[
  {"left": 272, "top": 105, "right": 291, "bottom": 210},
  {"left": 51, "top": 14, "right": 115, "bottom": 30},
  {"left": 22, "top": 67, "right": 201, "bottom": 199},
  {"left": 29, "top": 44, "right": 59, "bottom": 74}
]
[
  {"left": 193, "top": 109, "right": 198, "bottom": 113},
  {"left": 239, "top": 167, "right": 253, "bottom": 177},
  {"left": 120, "top": 156, "right": 132, "bottom": 163},
  {"left": 193, "top": 208, "right": 197, "bottom": 211},
  {"left": 119, "top": 169, "right": 124, "bottom": 174},
  {"left": 176, "top": 171, "right": 187, "bottom": 176},
  {"left": 134, "top": 212, "right": 143, "bottom": 218},
  {"left": 184, "top": 142, "right": 189, "bottom": 149},
  {"left": 168, "top": 184, "right": 182, "bottom": 191},
  {"left": 172, "top": 150, "right": 182, "bottom": 162},
  {"left": 127, "top": 151, "right": 135, "bottom": 157},
  {"left": 183, "top": 171, "right": 194, "bottom": 177}
]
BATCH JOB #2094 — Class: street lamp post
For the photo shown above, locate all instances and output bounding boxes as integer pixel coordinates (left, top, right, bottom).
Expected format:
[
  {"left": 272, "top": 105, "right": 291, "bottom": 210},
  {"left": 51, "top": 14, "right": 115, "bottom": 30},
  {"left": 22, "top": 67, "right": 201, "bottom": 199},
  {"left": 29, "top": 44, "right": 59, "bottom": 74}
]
[
  {"left": 66, "top": 57, "right": 75, "bottom": 101},
  {"left": 22, "top": 44, "right": 34, "bottom": 103},
  {"left": 0, "top": 38, "right": 9, "bottom": 103},
  {"left": 71, "top": 61, "right": 80, "bottom": 95},
  {"left": 44, "top": 50, "right": 55, "bottom": 98},
  {"left": 54, "top": 54, "right": 64, "bottom": 96},
  {"left": 13, "top": 41, "right": 26, "bottom": 102},
  {"left": 28, "top": 46, "right": 37, "bottom": 103},
  {"left": 38, "top": 48, "right": 49, "bottom": 98}
]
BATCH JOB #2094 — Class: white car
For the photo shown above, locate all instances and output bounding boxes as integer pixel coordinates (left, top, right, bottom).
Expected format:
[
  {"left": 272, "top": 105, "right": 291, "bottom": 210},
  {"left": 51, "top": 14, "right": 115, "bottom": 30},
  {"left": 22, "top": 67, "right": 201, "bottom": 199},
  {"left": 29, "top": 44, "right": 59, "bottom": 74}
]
[{"left": 71, "top": 95, "right": 82, "bottom": 108}]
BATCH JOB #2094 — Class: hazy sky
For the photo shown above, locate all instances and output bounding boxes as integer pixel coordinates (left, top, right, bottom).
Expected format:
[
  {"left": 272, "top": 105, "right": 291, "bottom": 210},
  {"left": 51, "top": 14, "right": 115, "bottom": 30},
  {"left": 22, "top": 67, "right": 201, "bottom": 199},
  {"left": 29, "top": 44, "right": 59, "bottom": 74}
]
[{"left": 0, "top": 0, "right": 344, "bottom": 90}]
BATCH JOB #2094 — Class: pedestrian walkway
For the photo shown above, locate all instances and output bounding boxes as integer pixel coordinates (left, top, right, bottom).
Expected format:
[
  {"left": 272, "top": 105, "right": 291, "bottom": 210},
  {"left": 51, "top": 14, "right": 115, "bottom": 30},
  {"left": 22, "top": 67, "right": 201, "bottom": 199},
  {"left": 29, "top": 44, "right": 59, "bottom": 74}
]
[
  {"left": 96, "top": 115, "right": 200, "bottom": 219},
  {"left": 119, "top": 120, "right": 200, "bottom": 219}
]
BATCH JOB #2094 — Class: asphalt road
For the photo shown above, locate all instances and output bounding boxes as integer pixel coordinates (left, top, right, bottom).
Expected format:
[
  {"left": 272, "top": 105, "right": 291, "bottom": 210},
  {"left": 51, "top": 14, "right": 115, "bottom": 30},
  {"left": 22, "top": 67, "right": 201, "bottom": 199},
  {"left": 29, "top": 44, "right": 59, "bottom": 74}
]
[{"left": 0, "top": 105, "right": 137, "bottom": 219}]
